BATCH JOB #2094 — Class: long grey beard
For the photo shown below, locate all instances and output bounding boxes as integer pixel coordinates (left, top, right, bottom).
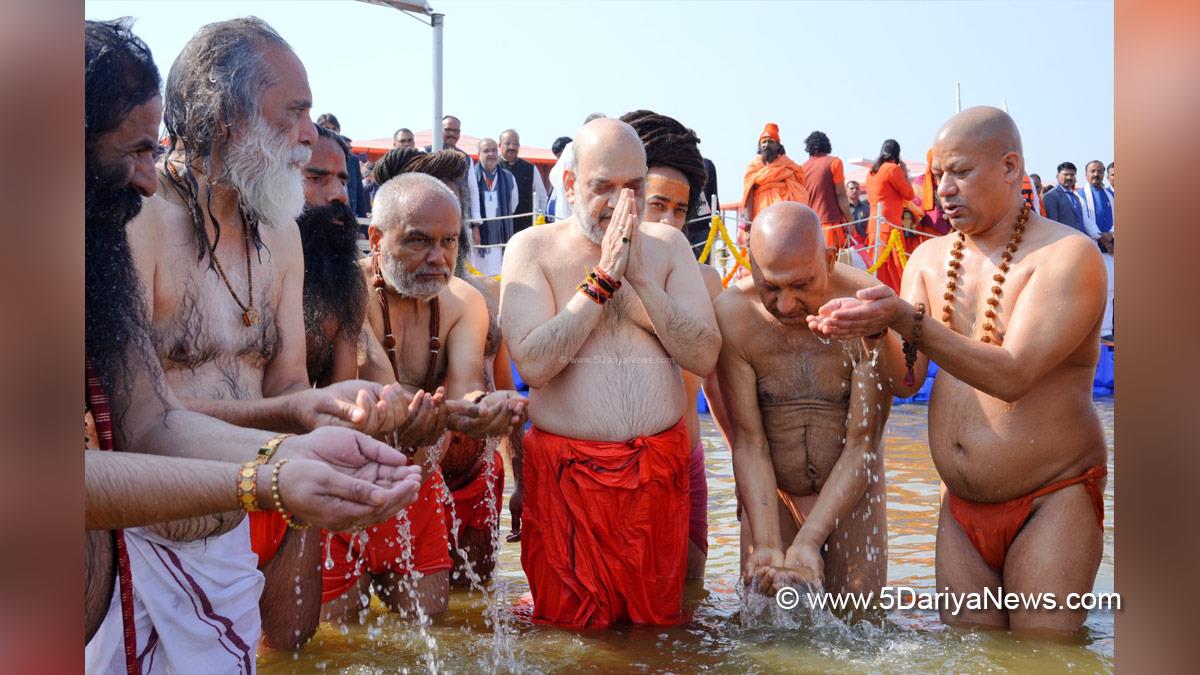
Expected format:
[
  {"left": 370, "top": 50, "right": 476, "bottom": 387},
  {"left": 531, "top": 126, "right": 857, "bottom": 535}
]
[{"left": 224, "top": 114, "right": 310, "bottom": 229}]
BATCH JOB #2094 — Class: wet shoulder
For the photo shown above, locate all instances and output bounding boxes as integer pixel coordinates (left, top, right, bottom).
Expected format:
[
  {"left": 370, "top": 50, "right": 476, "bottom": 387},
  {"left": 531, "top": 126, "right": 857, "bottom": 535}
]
[
  {"left": 446, "top": 275, "right": 488, "bottom": 323},
  {"left": 1027, "top": 214, "right": 1101, "bottom": 263},
  {"left": 714, "top": 279, "right": 759, "bottom": 335}
]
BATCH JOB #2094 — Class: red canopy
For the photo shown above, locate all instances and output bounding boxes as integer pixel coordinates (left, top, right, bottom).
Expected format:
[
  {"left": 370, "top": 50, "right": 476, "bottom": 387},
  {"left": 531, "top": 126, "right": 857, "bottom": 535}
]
[{"left": 350, "top": 129, "right": 558, "bottom": 165}]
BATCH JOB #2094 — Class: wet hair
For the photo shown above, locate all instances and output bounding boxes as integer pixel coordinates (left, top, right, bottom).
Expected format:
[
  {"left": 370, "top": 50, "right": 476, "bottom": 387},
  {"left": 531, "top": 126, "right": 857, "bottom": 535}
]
[
  {"left": 804, "top": 130, "right": 832, "bottom": 156},
  {"left": 316, "top": 112, "right": 340, "bottom": 132},
  {"left": 619, "top": 109, "right": 708, "bottom": 218},
  {"left": 85, "top": 18, "right": 161, "bottom": 147},
  {"left": 1057, "top": 161, "right": 1077, "bottom": 174},
  {"left": 869, "top": 139, "right": 901, "bottom": 175},
  {"left": 315, "top": 123, "right": 351, "bottom": 160},
  {"left": 84, "top": 17, "right": 165, "bottom": 421},
  {"left": 551, "top": 136, "right": 572, "bottom": 157},
  {"left": 161, "top": 17, "right": 293, "bottom": 262}
]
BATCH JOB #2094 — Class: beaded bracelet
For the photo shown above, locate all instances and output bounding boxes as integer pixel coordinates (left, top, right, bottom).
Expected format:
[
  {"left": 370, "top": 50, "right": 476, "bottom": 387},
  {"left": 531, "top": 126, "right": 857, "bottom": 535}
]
[
  {"left": 577, "top": 278, "right": 609, "bottom": 305},
  {"left": 271, "top": 458, "right": 310, "bottom": 530},
  {"left": 902, "top": 302, "right": 926, "bottom": 387},
  {"left": 590, "top": 266, "right": 621, "bottom": 295},
  {"left": 237, "top": 460, "right": 259, "bottom": 512}
]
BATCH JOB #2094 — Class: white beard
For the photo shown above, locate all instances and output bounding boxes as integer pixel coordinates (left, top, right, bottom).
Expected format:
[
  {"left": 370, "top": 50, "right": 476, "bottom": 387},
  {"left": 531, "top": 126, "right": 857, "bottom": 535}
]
[
  {"left": 379, "top": 249, "right": 446, "bottom": 300},
  {"left": 224, "top": 114, "right": 310, "bottom": 229},
  {"left": 572, "top": 208, "right": 604, "bottom": 245}
]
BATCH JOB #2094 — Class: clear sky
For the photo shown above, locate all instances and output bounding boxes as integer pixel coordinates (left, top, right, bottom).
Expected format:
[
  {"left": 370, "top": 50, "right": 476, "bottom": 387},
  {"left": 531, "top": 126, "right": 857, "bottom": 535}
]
[{"left": 86, "top": 0, "right": 1113, "bottom": 198}]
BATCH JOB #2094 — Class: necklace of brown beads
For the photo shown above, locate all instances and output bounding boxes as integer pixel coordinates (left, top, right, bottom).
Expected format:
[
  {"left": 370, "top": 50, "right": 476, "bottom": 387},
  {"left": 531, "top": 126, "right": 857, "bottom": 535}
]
[
  {"left": 941, "top": 204, "right": 1031, "bottom": 345},
  {"left": 165, "top": 160, "right": 260, "bottom": 327}
]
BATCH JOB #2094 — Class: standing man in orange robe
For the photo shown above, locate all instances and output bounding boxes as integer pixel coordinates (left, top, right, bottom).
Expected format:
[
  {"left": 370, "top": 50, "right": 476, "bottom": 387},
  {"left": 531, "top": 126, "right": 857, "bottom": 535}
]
[{"left": 740, "top": 123, "right": 808, "bottom": 244}]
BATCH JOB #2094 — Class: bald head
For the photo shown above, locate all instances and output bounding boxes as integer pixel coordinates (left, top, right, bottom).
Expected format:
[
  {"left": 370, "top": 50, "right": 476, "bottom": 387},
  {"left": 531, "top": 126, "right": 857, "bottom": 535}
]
[
  {"left": 747, "top": 202, "right": 836, "bottom": 324},
  {"left": 566, "top": 118, "right": 648, "bottom": 239},
  {"left": 372, "top": 172, "right": 460, "bottom": 234},
  {"left": 931, "top": 106, "right": 1026, "bottom": 234},
  {"left": 749, "top": 202, "right": 824, "bottom": 267},
  {"left": 573, "top": 117, "right": 646, "bottom": 172},
  {"left": 934, "top": 106, "right": 1023, "bottom": 157}
]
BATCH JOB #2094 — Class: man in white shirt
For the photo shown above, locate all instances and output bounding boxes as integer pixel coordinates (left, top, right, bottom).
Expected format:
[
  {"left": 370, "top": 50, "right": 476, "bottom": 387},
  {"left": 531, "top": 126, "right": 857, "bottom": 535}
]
[{"left": 468, "top": 138, "right": 518, "bottom": 276}]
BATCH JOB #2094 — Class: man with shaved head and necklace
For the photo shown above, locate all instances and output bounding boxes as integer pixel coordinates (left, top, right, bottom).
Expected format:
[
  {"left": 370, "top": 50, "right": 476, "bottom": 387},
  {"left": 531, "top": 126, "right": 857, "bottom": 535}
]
[
  {"left": 809, "top": 106, "right": 1108, "bottom": 633},
  {"left": 716, "top": 202, "right": 893, "bottom": 605},
  {"left": 500, "top": 117, "right": 722, "bottom": 628}
]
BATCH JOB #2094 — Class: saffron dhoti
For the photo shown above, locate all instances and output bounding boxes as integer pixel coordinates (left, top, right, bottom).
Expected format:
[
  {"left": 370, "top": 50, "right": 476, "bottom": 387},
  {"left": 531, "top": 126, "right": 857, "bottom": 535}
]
[
  {"left": 320, "top": 471, "right": 452, "bottom": 604},
  {"left": 520, "top": 419, "right": 690, "bottom": 628}
]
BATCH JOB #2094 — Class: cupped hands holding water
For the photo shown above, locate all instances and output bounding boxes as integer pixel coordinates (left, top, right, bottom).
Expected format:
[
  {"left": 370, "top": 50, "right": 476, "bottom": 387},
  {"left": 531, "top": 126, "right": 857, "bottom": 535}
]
[
  {"left": 272, "top": 426, "right": 424, "bottom": 530},
  {"left": 744, "top": 546, "right": 824, "bottom": 597},
  {"left": 450, "top": 390, "right": 529, "bottom": 438},
  {"left": 807, "top": 284, "right": 907, "bottom": 340}
]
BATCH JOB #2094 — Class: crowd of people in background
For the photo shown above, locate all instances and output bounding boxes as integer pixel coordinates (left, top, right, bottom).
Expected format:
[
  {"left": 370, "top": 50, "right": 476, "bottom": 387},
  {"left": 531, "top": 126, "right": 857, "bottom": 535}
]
[{"left": 322, "top": 114, "right": 1114, "bottom": 342}]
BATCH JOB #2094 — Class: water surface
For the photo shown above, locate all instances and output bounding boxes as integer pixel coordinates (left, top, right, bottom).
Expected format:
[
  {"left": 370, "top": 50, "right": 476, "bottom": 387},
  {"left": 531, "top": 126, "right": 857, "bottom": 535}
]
[{"left": 261, "top": 399, "right": 1115, "bottom": 673}]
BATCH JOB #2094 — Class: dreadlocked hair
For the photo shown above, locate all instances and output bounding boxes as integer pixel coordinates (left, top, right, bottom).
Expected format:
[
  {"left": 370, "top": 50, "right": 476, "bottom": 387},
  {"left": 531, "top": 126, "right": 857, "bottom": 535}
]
[
  {"left": 619, "top": 109, "right": 708, "bottom": 217},
  {"left": 373, "top": 147, "right": 468, "bottom": 185}
]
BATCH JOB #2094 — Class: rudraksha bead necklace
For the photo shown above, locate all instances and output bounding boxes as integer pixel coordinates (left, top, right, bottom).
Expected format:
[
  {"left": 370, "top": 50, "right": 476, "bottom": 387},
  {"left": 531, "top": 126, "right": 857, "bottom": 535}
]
[{"left": 941, "top": 204, "right": 1031, "bottom": 344}]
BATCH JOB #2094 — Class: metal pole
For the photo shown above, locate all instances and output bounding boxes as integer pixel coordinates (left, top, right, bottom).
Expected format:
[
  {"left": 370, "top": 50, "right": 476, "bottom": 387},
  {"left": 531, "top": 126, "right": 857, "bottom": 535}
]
[
  {"left": 955, "top": 82, "right": 961, "bottom": 112},
  {"left": 431, "top": 12, "right": 444, "bottom": 151}
]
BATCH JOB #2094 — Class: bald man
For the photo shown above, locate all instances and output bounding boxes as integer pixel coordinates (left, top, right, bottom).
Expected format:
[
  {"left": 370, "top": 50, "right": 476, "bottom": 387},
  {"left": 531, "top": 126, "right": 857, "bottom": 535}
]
[
  {"left": 715, "top": 202, "right": 892, "bottom": 603},
  {"left": 321, "top": 173, "right": 528, "bottom": 621},
  {"left": 500, "top": 118, "right": 721, "bottom": 628},
  {"left": 809, "top": 107, "right": 1108, "bottom": 633}
]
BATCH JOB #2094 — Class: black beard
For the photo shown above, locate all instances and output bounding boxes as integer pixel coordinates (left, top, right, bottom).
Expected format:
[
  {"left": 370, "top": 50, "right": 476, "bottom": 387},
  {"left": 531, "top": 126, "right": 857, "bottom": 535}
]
[
  {"left": 761, "top": 147, "right": 780, "bottom": 163},
  {"left": 84, "top": 154, "right": 155, "bottom": 419},
  {"left": 297, "top": 202, "right": 367, "bottom": 350}
]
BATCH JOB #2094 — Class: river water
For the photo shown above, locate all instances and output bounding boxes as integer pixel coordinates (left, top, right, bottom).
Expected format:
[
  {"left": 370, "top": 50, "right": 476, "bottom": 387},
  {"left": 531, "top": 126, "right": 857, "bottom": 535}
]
[{"left": 260, "top": 399, "right": 1115, "bottom": 673}]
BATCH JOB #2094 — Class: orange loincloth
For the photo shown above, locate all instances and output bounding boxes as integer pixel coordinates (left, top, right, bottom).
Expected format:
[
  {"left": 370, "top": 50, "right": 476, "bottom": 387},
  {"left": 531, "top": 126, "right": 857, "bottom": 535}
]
[
  {"left": 948, "top": 465, "right": 1106, "bottom": 573},
  {"left": 320, "top": 469, "right": 452, "bottom": 604},
  {"left": 249, "top": 511, "right": 288, "bottom": 569},
  {"left": 521, "top": 419, "right": 691, "bottom": 628}
]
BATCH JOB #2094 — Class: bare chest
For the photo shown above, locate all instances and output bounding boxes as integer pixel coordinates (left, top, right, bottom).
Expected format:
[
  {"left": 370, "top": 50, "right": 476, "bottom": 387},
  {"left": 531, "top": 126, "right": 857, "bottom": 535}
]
[
  {"left": 745, "top": 319, "right": 854, "bottom": 405},
  {"left": 367, "top": 293, "right": 448, "bottom": 389},
  {"left": 150, "top": 244, "right": 282, "bottom": 386},
  {"left": 922, "top": 248, "right": 1033, "bottom": 342}
]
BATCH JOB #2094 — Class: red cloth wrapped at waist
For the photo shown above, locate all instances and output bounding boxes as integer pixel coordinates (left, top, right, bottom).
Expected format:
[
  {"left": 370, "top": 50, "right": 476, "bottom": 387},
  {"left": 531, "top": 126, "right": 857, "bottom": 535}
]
[
  {"left": 445, "top": 449, "right": 505, "bottom": 543},
  {"left": 520, "top": 418, "right": 690, "bottom": 629}
]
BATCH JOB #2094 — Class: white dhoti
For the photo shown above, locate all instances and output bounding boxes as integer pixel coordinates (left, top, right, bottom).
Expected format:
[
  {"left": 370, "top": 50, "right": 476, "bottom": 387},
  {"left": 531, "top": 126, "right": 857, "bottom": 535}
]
[
  {"left": 86, "top": 518, "right": 264, "bottom": 674},
  {"left": 470, "top": 247, "right": 503, "bottom": 277}
]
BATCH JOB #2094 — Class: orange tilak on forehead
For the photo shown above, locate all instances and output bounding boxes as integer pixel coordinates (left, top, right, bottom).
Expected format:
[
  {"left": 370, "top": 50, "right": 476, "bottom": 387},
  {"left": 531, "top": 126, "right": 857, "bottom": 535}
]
[{"left": 646, "top": 172, "right": 690, "bottom": 205}]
